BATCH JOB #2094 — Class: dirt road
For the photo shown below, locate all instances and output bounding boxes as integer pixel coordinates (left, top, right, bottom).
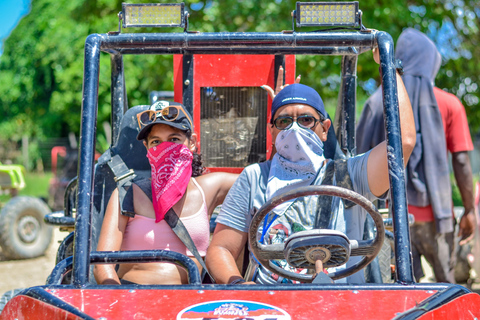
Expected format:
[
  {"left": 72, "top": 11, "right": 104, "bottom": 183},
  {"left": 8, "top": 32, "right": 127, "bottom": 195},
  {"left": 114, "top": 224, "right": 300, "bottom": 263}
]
[{"left": 0, "top": 228, "right": 65, "bottom": 296}]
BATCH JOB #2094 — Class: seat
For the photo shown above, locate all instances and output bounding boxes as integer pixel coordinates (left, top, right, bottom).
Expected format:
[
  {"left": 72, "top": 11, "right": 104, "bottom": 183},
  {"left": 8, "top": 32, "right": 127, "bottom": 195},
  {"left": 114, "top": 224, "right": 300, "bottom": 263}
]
[
  {"left": 90, "top": 105, "right": 151, "bottom": 253},
  {"left": 52, "top": 105, "right": 151, "bottom": 284}
]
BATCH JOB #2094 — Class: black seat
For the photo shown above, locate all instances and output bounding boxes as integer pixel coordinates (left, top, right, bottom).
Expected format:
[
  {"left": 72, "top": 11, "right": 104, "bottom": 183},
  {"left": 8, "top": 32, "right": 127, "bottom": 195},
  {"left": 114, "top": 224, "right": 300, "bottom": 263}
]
[
  {"left": 324, "top": 115, "right": 346, "bottom": 160},
  {"left": 90, "top": 105, "right": 151, "bottom": 252}
]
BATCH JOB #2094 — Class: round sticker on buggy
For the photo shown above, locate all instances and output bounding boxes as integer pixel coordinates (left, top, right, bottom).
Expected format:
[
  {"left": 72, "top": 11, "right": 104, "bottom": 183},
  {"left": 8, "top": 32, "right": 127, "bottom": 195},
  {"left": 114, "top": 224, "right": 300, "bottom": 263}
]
[{"left": 177, "top": 300, "right": 291, "bottom": 319}]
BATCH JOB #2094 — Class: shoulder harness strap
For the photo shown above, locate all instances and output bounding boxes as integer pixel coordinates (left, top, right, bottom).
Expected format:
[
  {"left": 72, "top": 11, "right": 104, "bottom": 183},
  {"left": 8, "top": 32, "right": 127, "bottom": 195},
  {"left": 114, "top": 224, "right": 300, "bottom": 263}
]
[
  {"left": 125, "top": 178, "right": 215, "bottom": 283},
  {"left": 107, "top": 154, "right": 137, "bottom": 218},
  {"left": 164, "top": 209, "right": 215, "bottom": 283},
  {"left": 333, "top": 159, "right": 356, "bottom": 209},
  {"left": 314, "top": 159, "right": 356, "bottom": 229}
]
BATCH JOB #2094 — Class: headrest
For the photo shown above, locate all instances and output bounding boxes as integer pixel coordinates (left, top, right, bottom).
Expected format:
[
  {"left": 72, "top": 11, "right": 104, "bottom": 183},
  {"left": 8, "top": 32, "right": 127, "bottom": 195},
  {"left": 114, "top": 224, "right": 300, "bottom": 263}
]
[{"left": 110, "top": 105, "right": 151, "bottom": 171}]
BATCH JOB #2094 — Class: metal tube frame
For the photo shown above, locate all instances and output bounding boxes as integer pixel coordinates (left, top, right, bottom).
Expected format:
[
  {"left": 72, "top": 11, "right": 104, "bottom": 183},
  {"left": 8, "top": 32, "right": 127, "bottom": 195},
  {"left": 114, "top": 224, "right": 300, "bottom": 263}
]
[
  {"left": 334, "top": 55, "right": 358, "bottom": 157},
  {"left": 74, "top": 30, "right": 414, "bottom": 286}
]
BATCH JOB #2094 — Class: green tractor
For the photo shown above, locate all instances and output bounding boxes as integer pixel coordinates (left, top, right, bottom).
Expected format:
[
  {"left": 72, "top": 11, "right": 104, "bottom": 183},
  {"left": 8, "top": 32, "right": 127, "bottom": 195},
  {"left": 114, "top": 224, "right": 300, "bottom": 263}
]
[{"left": 0, "top": 162, "right": 53, "bottom": 259}]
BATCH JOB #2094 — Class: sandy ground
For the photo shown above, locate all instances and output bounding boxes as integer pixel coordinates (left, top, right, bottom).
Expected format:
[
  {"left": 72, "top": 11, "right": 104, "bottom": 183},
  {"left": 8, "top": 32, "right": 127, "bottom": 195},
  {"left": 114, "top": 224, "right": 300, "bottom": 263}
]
[
  {"left": 0, "top": 227, "right": 66, "bottom": 295},
  {"left": 0, "top": 228, "right": 479, "bottom": 298}
]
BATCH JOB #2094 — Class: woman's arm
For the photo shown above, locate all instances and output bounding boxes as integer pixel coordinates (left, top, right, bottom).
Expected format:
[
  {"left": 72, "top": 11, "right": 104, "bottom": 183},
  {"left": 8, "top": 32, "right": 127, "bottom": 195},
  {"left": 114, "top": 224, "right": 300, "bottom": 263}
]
[
  {"left": 197, "top": 172, "right": 239, "bottom": 215},
  {"left": 93, "top": 188, "right": 129, "bottom": 284}
]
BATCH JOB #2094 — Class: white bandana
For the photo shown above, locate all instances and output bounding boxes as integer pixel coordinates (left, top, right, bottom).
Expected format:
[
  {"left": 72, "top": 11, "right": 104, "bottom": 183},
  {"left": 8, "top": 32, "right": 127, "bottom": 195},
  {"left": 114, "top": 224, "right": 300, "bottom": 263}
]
[{"left": 266, "top": 122, "right": 326, "bottom": 215}]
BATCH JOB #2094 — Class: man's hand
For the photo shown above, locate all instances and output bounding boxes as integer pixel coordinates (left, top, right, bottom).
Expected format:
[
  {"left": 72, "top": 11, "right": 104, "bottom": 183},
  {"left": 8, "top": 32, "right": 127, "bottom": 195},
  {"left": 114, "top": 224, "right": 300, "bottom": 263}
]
[
  {"left": 261, "top": 66, "right": 301, "bottom": 100},
  {"left": 458, "top": 210, "right": 476, "bottom": 245}
]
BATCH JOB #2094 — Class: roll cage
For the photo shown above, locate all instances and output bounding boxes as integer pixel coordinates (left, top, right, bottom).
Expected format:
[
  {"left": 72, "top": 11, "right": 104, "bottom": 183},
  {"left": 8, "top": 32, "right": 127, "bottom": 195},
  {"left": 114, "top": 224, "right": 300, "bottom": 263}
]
[{"left": 72, "top": 28, "right": 411, "bottom": 286}]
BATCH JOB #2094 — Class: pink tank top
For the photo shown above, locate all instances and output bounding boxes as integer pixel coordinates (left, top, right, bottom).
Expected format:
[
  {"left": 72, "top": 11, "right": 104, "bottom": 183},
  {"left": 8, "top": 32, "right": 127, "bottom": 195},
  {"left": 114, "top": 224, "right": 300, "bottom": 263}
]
[{"left": 120, "top": 179, "right": 210, "bottom": 256}]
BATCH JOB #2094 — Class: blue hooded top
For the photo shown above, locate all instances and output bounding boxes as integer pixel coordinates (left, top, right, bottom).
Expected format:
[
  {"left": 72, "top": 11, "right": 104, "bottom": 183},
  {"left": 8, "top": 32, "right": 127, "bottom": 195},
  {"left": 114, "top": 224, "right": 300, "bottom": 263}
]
[{"left": 356, "top": 28, "right": 453, "bottom": 233}]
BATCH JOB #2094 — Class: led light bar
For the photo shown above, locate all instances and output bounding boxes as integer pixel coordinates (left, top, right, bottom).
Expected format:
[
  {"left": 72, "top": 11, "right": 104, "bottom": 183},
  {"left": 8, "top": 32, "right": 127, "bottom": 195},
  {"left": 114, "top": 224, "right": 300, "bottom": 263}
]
[
  {"left": 122, "top": 3, "right": 185, "bottom": 28},
  {"left": 295, "top": 2, "right": 360, "bottom": 27}
]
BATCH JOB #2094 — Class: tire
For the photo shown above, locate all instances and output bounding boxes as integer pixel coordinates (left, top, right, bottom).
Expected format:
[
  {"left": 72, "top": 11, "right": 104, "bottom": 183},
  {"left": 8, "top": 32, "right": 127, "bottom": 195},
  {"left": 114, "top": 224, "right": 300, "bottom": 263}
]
[
  {"left": 55, "top": 232, "right": 74, "bottom": 284},
  {"left": 0, "top": 288, "right": 24, "bottom": 314},
  {"left": 378, "top": 238, "right": 393, "bottom": 283},
  {"left": 0, "top": 196, "right": 53, "bottom": 259}
]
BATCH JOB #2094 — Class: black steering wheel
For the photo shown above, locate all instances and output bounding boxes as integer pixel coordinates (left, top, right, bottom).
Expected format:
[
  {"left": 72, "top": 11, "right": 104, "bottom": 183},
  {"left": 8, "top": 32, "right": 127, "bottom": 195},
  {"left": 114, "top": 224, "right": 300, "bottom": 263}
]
[{"left": 248, "top": 185, "right": 385, "bottom": 282}]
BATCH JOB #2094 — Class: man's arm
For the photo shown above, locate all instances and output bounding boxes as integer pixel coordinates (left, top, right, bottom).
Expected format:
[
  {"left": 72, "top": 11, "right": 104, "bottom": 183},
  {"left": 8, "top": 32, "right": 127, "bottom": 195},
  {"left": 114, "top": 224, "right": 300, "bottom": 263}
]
[
  {"left": 205, "top": 169, "right": 254, "bottom": 284},
  {"left": 366, "top": 56, "right": 416, "bottom": 197},
  {"left": 206, "top": 223, "right": 249, "bottom": 284},
  {"left": 452, "top": 151, "right": 476, "bottom": 244},
  {"left": 197, "top": 172, "right": 239, "bottom": 216}
]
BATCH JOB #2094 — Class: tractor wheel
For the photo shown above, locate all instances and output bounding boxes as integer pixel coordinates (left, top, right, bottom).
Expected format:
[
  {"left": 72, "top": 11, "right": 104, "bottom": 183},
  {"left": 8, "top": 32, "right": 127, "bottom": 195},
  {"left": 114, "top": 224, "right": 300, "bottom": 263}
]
[{"left": 0, "top": 196, "right": 53, "bottom": 259}]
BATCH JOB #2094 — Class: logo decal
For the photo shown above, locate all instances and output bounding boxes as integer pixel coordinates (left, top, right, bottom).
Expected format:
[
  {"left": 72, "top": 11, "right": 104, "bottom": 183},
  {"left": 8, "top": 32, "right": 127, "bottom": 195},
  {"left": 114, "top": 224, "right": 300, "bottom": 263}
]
[
  {"left": 152, "top": 100, "right": 170, "bottom": 111},
  {"left": 177, "top": 300, "right": 291, "bottom": 320}
]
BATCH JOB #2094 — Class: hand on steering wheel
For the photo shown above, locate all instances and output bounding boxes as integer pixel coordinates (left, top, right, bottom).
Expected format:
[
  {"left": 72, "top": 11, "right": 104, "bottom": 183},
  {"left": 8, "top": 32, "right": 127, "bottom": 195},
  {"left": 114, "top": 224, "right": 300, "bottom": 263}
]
[{"left": 248, "top": 185, "right": 385, "bottom": 282}]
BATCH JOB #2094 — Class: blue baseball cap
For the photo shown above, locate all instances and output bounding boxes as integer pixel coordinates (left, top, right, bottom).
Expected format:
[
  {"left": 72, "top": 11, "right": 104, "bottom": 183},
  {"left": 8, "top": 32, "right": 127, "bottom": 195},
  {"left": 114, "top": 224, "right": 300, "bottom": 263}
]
[{"left": 271, "top": 83, "right": 326, "bottom": 120}]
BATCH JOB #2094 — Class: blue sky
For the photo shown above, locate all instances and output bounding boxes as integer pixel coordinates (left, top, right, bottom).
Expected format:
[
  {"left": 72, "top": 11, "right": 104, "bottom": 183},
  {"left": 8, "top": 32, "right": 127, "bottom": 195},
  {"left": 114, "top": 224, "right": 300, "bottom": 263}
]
[{"left": 0, "top": 0, "right": 31, "bottom": 53}]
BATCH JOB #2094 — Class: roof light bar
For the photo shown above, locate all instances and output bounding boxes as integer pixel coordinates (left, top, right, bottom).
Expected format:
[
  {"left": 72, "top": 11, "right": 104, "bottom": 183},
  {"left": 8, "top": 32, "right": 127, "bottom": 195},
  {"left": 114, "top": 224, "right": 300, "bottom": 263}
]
[
  {"left": 122, "top": 3, "right": 185, "bottom": 28},
  {"left": 295, "top": 2, "right": 360, "bottom": 27}
]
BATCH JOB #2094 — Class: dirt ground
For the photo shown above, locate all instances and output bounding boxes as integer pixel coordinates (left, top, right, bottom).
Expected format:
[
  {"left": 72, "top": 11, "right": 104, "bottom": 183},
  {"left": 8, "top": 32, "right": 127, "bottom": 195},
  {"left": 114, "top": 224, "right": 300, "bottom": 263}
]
[
  {"left": 1, "top": 228, "right": 479, "bottom": 298},
  {"left": 0, "top": 227, "right": 66, "bottom": 295}
]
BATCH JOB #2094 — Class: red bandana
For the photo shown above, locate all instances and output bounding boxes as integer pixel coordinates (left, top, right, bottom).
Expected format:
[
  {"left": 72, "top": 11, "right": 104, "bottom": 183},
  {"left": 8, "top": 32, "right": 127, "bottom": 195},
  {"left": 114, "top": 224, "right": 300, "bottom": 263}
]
[{"left": 146, "top": 142, "right": 193, "bottom": 222}]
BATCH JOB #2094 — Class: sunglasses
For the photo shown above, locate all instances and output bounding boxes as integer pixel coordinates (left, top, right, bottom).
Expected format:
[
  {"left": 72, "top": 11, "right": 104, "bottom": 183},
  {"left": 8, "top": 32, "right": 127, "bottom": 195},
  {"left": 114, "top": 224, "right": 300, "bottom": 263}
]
[
  {"left": 137, "top": 105, "right": 193, "bottom": 130},
  {"left": 272, "top": 115, "right": 323, "bottom": 130}
]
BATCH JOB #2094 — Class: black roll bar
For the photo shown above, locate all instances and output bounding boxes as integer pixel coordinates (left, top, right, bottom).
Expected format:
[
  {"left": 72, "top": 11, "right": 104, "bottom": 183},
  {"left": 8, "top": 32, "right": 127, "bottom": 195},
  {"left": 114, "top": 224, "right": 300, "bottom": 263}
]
[
  {"left": 376, "top": 32, "right": 414, "bottom": 284},
  {"left": 74, "top": 30, "right": 414, "bottom": 287}
]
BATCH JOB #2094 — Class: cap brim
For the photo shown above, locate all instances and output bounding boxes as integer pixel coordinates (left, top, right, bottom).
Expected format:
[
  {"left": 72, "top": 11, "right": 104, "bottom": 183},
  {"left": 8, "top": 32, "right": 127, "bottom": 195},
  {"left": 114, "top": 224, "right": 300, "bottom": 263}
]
[{"left": 136, "top": 120, "right": 189, "bottom": 140}]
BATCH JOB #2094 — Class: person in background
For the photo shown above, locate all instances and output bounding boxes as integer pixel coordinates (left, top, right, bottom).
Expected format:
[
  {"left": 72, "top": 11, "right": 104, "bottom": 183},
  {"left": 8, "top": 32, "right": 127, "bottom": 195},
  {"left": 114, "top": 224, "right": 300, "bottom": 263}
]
[{"left": 356, "top": 28, "right": 475, "bottom": 283}]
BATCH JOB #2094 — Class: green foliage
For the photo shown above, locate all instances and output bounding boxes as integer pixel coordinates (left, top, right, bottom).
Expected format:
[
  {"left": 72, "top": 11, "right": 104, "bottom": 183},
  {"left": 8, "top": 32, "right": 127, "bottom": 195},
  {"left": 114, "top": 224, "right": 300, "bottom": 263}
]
[
  {"left": 451, "top": 173, "right": 480, "bottom": 207},
  {"left": 0, "top": 0, "right": 479, "bottom": 169},
  {"left": 20, "top": 171, "right": 53, "bottom": 198}
]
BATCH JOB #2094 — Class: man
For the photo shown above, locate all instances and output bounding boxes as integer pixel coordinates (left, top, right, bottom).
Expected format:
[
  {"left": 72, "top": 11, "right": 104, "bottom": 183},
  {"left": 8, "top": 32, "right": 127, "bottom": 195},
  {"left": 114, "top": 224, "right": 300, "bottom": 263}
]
[
  {"left": 356, "top": 28, "right": 475, "bottom": 283},
  {"left": 206, "top": 51, "right": 416, "bottom": 284}
]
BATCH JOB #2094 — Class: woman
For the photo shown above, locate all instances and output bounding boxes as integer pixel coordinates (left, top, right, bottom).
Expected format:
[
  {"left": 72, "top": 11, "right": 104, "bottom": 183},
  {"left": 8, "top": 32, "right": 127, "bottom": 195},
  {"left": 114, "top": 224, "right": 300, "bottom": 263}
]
[{"left": 94, "top": 100, "right": 238, "bottom": 285}]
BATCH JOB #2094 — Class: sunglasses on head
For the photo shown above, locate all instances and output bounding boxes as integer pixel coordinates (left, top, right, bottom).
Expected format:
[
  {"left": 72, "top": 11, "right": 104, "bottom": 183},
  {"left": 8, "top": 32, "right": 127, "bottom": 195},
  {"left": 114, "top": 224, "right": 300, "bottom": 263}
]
[
  {"left": 272, "top": 115, "right": 324, "bottom": 130},
  {"left": 137, "top": 105, "right": 193, "bottom": 130}
]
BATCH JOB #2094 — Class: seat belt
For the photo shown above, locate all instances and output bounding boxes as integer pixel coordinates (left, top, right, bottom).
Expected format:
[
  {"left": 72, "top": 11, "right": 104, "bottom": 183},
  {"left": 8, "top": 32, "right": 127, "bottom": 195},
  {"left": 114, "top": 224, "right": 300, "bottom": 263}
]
[
  {"left": 107, "top": 154, "right": 136, "bottom": 217},
  {"left": 164, "top": 208, "right": 215, "bottom": 283},
  {"left": 314, "top": 159, "right": 356, "bottom": 229},
  {"left": 120, "top": 176, "right": 214, "bottom": 283}
]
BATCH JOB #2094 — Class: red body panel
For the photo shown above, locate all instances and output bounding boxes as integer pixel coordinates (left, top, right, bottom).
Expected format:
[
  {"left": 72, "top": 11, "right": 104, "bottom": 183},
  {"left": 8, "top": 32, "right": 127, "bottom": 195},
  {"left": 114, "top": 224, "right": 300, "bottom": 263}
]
[
  {"left": 174, "top": 54, "right": 296, "bottom": 173},
  {"left": 417, "top": 292, "right": 480, "bottom": 319},
  {"left": 1, "top": 288, "right": 442, "bottom": 319},
  {"left": 0, "top": 295, "right": 80, "bottom": 320}
]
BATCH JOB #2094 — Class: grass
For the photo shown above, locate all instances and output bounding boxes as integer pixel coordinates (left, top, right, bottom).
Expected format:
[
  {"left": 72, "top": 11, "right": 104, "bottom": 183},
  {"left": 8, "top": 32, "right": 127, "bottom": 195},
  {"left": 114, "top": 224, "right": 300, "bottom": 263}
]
[
  {"left": 21, "top": 171, "right": 53, "bottom": 198},
  {"left": 0, "top": 171, "right": 53, "bottom": 205}
]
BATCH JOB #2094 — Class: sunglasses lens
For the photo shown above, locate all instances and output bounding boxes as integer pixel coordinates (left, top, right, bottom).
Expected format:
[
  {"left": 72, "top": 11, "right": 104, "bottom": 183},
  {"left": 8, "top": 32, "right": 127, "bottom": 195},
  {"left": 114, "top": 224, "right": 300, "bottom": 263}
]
[
  {"left": 298, "top": 116, "right": 316, "bottom": 128},
  {"left": 140, "top": 111, "right": 156, "bottom": 125},
  {"left": 274, "top": 117, "right": 293, "bottom": 130},
  {"left": 161, "top": 106, "right": 179, "bottom": 121}
]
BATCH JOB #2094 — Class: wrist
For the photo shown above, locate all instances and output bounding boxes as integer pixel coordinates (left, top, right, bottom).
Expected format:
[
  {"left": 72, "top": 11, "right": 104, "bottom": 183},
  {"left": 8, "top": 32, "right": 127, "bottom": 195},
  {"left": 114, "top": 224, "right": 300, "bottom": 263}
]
[{"left": 229, "top": 278, "right": 246, "bottom": 285}]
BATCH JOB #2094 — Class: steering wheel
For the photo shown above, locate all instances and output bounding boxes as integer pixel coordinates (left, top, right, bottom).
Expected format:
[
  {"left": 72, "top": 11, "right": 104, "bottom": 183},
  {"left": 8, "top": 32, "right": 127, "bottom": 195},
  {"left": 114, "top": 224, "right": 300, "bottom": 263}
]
[{"left": 248, "top": 185, "right": 385, "bottom": 282}]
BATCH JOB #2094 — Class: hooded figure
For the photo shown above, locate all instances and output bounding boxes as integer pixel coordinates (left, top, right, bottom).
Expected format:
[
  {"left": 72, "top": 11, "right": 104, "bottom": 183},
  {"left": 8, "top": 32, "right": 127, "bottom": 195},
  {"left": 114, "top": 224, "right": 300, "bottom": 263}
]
[{"left": 356, "top": 28, "right": 453, "bottom": 233}]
